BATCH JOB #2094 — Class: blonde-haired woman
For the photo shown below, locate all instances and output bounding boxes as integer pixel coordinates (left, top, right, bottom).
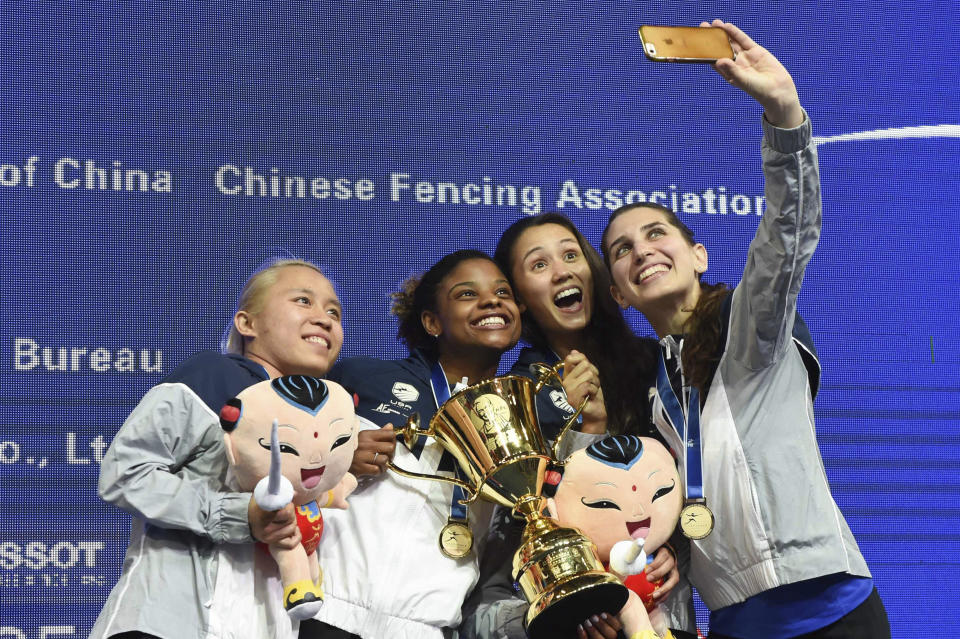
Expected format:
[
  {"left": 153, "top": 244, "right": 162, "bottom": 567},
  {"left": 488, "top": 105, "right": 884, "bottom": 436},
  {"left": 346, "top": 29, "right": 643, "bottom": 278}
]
[{"left": 92, "top": 258, "right": 343, "bottom": 639}]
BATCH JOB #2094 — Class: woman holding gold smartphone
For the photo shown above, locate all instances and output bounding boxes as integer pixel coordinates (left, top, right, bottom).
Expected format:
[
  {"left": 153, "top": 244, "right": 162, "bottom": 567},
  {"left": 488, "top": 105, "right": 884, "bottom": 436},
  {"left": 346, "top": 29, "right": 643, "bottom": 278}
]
[{"left": 602, "top": 20, "right": 889, "bottom": 639}]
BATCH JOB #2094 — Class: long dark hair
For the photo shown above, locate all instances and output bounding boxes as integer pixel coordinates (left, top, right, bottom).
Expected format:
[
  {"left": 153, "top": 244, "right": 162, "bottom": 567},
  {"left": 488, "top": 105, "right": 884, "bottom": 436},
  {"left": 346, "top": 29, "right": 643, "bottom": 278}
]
[
  {"left": 390, "top": 249, "right": 495, "bottom": 357},
  {"left": 602, "top": 202, "right": 730, "bottom": 392},
  {"left": 495, "top": 213, "right": 659, "bottom": 436}
]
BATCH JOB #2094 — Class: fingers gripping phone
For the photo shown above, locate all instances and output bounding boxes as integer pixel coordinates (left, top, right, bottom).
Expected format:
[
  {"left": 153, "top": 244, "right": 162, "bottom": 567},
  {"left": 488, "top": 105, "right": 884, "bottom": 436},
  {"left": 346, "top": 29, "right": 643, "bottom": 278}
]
[{"left": 638, "top": 25, "right": 735, "bottom": 63}]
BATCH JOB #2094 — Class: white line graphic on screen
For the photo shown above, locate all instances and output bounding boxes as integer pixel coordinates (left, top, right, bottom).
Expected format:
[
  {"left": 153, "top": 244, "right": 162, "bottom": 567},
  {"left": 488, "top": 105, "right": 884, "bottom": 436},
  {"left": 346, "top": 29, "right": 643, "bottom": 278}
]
[{"left": 813, "top": 124, "right": 960, "bottom": 145}]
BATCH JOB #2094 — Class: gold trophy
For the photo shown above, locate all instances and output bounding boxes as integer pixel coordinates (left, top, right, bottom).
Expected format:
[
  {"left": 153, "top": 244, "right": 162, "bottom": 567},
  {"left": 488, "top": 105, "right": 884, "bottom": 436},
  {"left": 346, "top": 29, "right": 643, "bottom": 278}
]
[{"left": 387, "top": 364, "right": 628, "bottom": 638}]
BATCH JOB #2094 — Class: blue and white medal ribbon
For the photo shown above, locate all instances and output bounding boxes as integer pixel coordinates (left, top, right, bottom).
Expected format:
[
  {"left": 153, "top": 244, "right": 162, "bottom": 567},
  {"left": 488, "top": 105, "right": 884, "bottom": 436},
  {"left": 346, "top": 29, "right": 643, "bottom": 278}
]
[
  {"left": 657, "top": 351, "right": 714, "bottom": 539},
  {"left": 430, "top": 362, "right": 473, "bottom": 558}
]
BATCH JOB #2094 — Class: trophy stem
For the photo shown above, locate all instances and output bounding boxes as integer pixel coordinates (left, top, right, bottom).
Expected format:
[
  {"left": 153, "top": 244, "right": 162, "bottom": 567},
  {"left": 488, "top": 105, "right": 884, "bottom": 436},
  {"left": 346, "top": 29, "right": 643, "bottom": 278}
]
[
  {"left": 512, "top": 504, "right": 629, "bottom": 639},
  {"left": 515, "top": 499, "right": 561, "bottom": 545},
  {"left": 512, "top": 494, "right": 544, "bottom": 523}
]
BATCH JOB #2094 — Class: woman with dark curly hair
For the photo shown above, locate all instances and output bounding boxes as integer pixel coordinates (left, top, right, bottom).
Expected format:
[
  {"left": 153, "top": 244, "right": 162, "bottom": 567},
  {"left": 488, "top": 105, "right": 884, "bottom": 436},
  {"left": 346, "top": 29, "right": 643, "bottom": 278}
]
[{"left": 302, "top": 249, "right": 522, "bottom": 639}]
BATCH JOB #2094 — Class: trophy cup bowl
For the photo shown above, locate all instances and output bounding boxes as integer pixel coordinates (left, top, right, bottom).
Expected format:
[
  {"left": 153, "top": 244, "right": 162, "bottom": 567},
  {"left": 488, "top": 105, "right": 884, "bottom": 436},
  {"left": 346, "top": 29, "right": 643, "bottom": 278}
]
[{"left": 387, "top": 364, "right": 628, "bottom": 638}]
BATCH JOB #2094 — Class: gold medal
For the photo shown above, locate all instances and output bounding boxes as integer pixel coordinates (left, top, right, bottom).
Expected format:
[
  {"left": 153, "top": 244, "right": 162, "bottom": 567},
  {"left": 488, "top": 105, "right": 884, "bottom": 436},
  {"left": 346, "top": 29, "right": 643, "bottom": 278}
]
[
  {"left": 679, "top": 501, "right": 714, "bottom": 539},
  {"left": 439, "top": 519, "right": 473, "bottom": 559}
]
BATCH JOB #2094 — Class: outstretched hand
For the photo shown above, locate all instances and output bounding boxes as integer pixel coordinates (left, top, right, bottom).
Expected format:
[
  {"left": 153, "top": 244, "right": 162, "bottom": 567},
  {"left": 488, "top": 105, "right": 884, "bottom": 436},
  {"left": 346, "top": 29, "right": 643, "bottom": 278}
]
[{"left": 704, "top": 20, "right": 804, "bottom": 129}]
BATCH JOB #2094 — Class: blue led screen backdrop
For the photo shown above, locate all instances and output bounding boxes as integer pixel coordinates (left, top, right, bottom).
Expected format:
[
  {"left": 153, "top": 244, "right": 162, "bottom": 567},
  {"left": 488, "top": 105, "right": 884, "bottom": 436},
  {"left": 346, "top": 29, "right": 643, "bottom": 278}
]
[{"left": 1, "top": 2, "right": 958, "bottom": 636}]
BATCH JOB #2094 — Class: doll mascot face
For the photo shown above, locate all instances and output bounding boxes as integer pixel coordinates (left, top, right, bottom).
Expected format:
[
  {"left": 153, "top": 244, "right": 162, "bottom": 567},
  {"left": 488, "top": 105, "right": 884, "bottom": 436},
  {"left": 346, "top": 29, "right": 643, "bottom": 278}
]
[
  {"left": 221, "top": 375, "right": 358, "bottom": 505},
  {"left": 549, "top": 435, "right": 683, "bottom": 632},
  {"left": 550, "top": 435, "right": 682, "bottom": 563},
  {"left": 219, "top": 375, "right": 359, "bottom": 620}
]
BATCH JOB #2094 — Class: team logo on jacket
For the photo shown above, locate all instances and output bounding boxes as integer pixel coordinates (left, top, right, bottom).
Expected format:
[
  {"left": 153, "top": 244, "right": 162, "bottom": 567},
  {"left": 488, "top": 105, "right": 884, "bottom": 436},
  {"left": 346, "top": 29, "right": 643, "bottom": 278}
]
[
  {"left": 549, "top": 389, "right": 574, "bottom": 415},
  {"left": 392, "top": 382, "right": 420, "bottom": 402}
]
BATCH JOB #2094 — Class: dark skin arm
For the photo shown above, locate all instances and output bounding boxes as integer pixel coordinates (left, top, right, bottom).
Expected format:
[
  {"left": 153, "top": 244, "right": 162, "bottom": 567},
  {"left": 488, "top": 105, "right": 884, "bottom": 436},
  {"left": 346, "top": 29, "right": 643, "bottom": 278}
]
[{"left": 349, "top": 424, "right": 397, "bottom": 476}]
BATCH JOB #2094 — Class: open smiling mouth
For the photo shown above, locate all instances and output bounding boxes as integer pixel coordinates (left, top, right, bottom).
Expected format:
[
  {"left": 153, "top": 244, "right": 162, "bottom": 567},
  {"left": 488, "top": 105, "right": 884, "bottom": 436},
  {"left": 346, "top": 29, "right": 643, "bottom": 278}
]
[
  {"left": 637, "top": 264, "right": 669, "bottom": 284},
  {"left": 301, "top": 466, "right": 326, "bottom": 489},
  {"left": 626, "top": 518, "right": 651, "bottom": 540},
  {"left": 473, "top": 315, "right": 508, "bottom": 328},
  {"left": 554, "top": 287, "right": 583, "bottom": 308}
]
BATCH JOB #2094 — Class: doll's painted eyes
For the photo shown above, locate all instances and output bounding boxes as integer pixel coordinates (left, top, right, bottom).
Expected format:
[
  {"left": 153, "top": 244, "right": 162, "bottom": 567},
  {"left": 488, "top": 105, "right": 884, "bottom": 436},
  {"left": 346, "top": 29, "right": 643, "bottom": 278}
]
[
  {"left": 652, "top": 479, "right": 676, "bottom": 502},
  {"left": 257, "top": 438, "right": 300, "bottom": 456},
  {"left": 581, "top": 497, "right": 621, "bottom": 510},
  {"left": 331, "top": 434, "right": 352, "bottom": 450}
]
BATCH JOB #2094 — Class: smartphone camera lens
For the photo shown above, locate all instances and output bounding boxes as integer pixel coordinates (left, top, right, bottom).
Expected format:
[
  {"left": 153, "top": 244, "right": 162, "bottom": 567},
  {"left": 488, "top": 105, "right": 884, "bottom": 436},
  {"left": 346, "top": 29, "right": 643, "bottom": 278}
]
[{"left": 646, "top": 43, "right": 656, "bottom": 56}]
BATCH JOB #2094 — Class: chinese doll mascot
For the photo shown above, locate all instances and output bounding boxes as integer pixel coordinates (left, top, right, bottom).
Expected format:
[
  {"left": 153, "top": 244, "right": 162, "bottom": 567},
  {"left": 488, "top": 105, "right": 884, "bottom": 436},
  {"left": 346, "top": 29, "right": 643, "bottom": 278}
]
[
  {"left": 548, "top": 435, "right": 683, "bottom": 639},
  {"left": 219, "top": 375, "right": 359, "bottom": 619}
]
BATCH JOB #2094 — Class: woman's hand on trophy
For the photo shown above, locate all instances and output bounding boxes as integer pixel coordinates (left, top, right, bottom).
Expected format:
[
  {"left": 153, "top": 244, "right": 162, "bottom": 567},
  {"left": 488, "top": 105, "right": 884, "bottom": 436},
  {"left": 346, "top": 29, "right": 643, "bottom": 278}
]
[
  {"left": 350, "top": 424, "right": 397, "bottom": 476},
  {"left": 647, "top": 545, "right": 680, "bottom": 600},
  {"left": 576, "top": 611, "right": 623, "bottom": 639},
  {"left": 561, "top": 350, "right": 607, "bottom": 434}
]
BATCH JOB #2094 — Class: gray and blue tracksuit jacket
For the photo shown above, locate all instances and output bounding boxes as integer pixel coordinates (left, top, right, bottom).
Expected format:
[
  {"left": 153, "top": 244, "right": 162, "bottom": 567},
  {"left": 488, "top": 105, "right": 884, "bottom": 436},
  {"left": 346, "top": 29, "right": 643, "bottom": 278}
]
[
  {"left": 651, "top": 114, "right": 871, "bottom": 612},
  {"left": 91, "top": 351, "right": 299, "bottom": 639}
]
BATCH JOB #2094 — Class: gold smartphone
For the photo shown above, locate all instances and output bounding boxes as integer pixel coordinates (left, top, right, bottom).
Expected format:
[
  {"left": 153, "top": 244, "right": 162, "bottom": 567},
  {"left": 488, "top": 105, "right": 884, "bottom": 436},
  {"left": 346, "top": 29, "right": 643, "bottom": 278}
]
[{"left": 638, "top": 25, "right": 735, "bottom": 63}]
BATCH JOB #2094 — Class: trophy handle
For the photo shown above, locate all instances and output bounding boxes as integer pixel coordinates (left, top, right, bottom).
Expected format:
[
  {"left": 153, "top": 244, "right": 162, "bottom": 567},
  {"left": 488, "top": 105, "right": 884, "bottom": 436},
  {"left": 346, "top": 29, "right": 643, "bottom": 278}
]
[
  {"left": 385, "top": 412, "right": 477, "bottom": 501},
  {"left": 385, "top": 459, "right": 476, "bottom": 500},
  {"left": 551, "top": 396, "right": 588, "bottom": 461},
  {"left": 399, "top": 412, "right": 430, "bottom": 450},
  {"left": 529, "top": 362, "right": 590, "bottom": 460},
  {"left": 530, "top": 361, "right": 564, "bottom": 395}
]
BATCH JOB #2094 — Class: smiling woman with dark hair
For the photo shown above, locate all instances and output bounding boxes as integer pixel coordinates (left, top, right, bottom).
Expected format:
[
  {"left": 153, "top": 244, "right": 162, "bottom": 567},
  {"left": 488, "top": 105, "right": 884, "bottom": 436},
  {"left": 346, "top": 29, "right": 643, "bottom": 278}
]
[
  {"left": 458, "top": 215, "right": 696, "bottom": 639},
  {"left": 602, "top": 20, "right": 889, "bottom": 639},
  {"left": 304, "top": 250, "right": 522, "bottom": 639},
  {"left": 493, "top": 213, "right": 660, "bottom": 439}
]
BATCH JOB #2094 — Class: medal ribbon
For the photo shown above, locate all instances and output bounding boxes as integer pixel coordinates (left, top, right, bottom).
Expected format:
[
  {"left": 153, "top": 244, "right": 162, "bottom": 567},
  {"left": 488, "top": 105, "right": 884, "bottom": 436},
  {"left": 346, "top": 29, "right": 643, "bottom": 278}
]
[
  {"left": 429, "top": 362, "right": 468, "bottom": 521},
  {"left": 656, "top": 350, "right": 704, "bottom": 502}
]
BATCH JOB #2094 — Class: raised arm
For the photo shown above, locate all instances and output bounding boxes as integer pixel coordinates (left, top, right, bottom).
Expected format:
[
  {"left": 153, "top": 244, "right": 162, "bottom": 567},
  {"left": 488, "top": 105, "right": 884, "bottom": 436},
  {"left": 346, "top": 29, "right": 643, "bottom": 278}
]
[
  {"left": 706, "top": 20, "right": 803, "bottom": 129},
  {"left": 708, "top": 20, "right": 821, "bottom": 369}
]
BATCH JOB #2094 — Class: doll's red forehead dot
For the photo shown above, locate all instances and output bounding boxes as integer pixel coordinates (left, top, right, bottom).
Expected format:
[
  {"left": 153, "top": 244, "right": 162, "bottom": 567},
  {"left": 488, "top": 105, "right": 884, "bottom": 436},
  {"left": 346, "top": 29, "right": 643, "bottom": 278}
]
[
  {"left": 632, "top": 485, "right": 637, "bottom": 492},
  {"left": 314, "top": 432, "right": 318, "bottom": 438}
]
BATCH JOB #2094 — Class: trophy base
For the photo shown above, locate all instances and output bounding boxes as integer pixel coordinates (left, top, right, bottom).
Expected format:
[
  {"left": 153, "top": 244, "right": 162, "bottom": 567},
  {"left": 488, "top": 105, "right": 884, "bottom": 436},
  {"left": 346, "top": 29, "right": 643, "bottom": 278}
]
[{"left": 525, "top": 575, "right": 628, "bottom": 639}]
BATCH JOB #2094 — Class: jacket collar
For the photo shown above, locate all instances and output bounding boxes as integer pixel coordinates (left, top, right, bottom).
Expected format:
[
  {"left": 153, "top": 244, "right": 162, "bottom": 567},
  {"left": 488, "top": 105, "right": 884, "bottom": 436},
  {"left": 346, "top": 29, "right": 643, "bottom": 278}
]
[{"left": 225, "top": 353, "right": 270, "bottom": 381}]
